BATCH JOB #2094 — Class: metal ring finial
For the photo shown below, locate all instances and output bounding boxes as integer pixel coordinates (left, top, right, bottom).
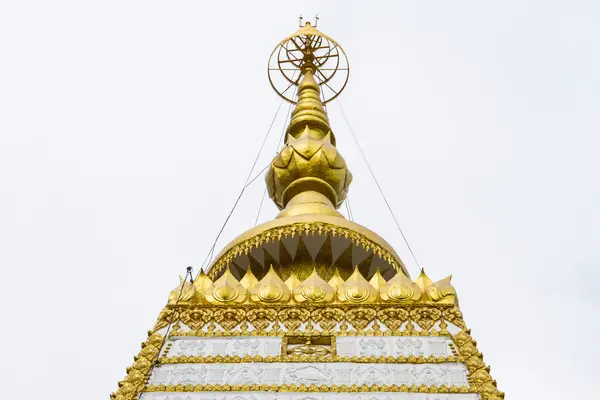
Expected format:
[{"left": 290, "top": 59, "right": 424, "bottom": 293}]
[{"left": 268, "top": 22, "right": 350, "bottom": 104}]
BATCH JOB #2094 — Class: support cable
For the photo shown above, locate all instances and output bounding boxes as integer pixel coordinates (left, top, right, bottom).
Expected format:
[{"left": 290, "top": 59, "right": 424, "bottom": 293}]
[
  {"left": 336, "top": 99, "right": 422, "bottom": 269},
  {"left": 194, "top": 87, "right": 294, "bottom": 279},
  {"left": 154, "top": 266, "right": 193, "bottom": 366},
  {"left": 254, "top": 84, "right": 298, "bottom": 226}
]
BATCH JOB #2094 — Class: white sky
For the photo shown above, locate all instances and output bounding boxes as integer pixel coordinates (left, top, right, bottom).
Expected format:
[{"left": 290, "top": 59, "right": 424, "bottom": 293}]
[{"left": 1, "top": 1, "right": 599, "bottom": 399}]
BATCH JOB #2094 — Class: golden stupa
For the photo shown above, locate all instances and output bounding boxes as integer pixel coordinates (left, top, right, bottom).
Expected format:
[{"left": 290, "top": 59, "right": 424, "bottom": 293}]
[{"left": 111, "top": 21, "right": 503, "bottom": 400}]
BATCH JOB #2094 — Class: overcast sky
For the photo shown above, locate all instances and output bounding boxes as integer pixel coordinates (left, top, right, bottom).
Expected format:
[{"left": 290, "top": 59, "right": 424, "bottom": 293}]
[{"left": 1, "top": 1, "right": 599, "bottom": 399}]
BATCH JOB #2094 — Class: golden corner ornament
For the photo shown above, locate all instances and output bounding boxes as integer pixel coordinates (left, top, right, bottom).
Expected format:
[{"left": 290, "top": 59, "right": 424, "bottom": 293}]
[{"left": 111, "top": 21, "right": 504, "bottom": 400}]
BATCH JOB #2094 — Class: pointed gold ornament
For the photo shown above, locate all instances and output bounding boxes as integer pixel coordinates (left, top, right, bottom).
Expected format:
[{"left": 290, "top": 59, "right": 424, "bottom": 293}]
[
  {"left": 327, "top": 267, "right": 345, "bottom": 289},
  {"left": 250, "top": 265, "right": 291, "bottom": 303},
  {"left": 284, "top": 270, "right": 302, "bottom": 292},
  {"left": 168, "top": 275, "right": 196, "bottom": 305},
  {"left": 293, "top": 267, "right": 335, "bottom": 303},
  {"left": 192, "top": 270, "right": 212, "bottom": 303},
  {"left": 337, "top": 266, "right": 378, "bottom": 303},
  {"left": 380, "top": 271, "right": 422, "bottom": 302},
  {"left": 239, "top": 268, "right": 259, "bottom": 289},
  {"left": 427, "top": 275, "right": 457, "bottom": 305},
  {"left": 369, "top": 267, "right": 387, "bottom": 291},
  {"left": 205, "top": 267, "right": 247, "bottom": 304}
]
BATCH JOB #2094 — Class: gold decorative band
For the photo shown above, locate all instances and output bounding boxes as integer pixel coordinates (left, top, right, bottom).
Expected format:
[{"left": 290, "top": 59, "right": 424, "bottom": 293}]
[
  {"left": 143, "top": 383, "right": 474, "bottom": 394},
  {"left": 158, "top": 354, "right": 463, "bottom": 364}
]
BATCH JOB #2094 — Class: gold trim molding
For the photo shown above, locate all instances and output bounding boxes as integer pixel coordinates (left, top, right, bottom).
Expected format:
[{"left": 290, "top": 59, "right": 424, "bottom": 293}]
[
  {"left": 144, "top": 383, "right": 473, "bottom": 394},
  {"left": 158, "top": 354, "right": 462, "bottom": 364}
]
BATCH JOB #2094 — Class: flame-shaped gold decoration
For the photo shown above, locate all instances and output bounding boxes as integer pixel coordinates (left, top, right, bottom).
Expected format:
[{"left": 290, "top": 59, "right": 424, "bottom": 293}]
[
  {"left": 293, "top": 268, "right": 335, "bottom": 303},
  {"left": 380, "top": 271, "right": 422, "bottom": 302},
  {"left": 369, "top": 268, "right": 387, "bottom": 291},
  {"left": 239, "top": 268, "right": 259, "bottom": 289},
  {"left": 284, "top": 270, "right": 301, "bottom": 293},
  {"left": 205, "top": 267, "right": 247, "bottom": 304},
  {"left": 327, "top": 268, "right": 345, "bottom": 289},
  {"left": 168, "top": 275, "right": 196, "bottom": 305},
  {"left": 250, "top": 265, "right": 291, "bottom": 303},
  {"left": 192, "top": 270, "right": 212, "bottom": 303},
  {"left": 337, "top": 266, "right": 377, "bottom": 303},
  {"left": 427, "top": 275, "right": 457, "bottom": 305}
]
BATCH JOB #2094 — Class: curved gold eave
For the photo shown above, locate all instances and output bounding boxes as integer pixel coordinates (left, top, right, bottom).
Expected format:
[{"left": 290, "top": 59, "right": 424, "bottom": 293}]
[{"left": 207, "top": 214, "right": 409, "bottom": 280}]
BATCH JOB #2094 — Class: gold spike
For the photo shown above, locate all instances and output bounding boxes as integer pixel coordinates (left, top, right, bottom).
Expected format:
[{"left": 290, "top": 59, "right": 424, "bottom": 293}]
[
  {"left": 327, "top": 267, "right": 345, "bottom": 289},
  {"left": 415, "top": 268, "right": 434, "bottom": 301},
  {"left": 262, "top": 248, "right": 279, "bottom": 277},
  {"left": 380, "top": 271, "right": 422, "bottom": 302},
  {"left": 369, "top": 267, "right": 387, "bottom": 291},
  {"left": 192, "top": 270, "right": 212, "bottom": 303},
  {"left": 250, "top": 265, "right": 291, "bottom": 303},
  {"left": 314, "top": 235, "right": 333, "bottom": 278},
  {"left": 284, "top": 270, "right": 302, "bottom": 292},
  {"left": 278, "top": 240, "right": 294, "bottom": 280},
  {"left": 168, "top": 275, "right": 196, "bottom": 305},
  {"left": 248, "top": 251, "right": 264, "bottom": 279},
  {"left": 337, "top": 266, "right": 377, "bottom": 303},
  {"left": 240, "top": 268, "right": 259, "bottom": 289},
  {"left": 293, "top": 267, "right": 335, "bottom": 303},
  {"left": 205, "top": 267, "right": 247, "bottom": 304},
  {"left": 293, "top": 235, "right": 315, "bottom": 281},
  {"left": 333, "top": 241, "right": 353, "bottom": 280},
  {"left": 427, "top": 275, "right": 457, "bottom": 305},
  {"left": 356, "top": 253, "right": 374, "bottom": 278}
]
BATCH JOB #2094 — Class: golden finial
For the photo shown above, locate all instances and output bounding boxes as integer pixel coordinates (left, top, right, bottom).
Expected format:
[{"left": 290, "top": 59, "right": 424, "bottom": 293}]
[
  {"left": 168, "top": 275, "right": 196, "bottom": 305},
  {"left": 250, "top": 265, "right": 291, "bottom": 303},
  {"left": 415, "top": 268, "right": 433, "bottom": 291},
  {"left": 327, "top": 268, "right": 345, "bottom": 288},
  {"left": 337, "top": 266, "right": 378, "bottom": 303},
  {"left": 192, "top": 270, "right": 212, "bottom": 303},
  {"left": 205, "top": 267, "right": 247, "bottom": 304},
  {"left": 426, "top": 274, "right": 457, "bottom": 305},
  {"left": 239, "top": 268, "right": 259, "bottom": 289},
  {"left": 380, "top": 271, "right": 422, "bottom": 302},
  {"left": 369, "top": 268, "right": 387, "bottom": 291},
  {"left": 284, "top": 270, "right": 302, "bottom": 292},
  {"left": 266, "top": 22, "right": 352, "bottom": 218},
  {"left": 293, "top": 267, "right": 335, "bottom": 303}
]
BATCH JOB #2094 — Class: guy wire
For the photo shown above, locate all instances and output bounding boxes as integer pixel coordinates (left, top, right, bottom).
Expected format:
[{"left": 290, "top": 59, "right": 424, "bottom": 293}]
[{"left": 336, "top": 99, "right": 422, "bottom": 270}]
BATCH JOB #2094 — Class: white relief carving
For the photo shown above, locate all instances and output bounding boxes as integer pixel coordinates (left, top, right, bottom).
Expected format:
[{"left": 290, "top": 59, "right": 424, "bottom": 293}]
[
  {"left": 140, "top": 392, "right": 480, "bottom": 400},
  {"left": 167, "top": 337, "right": 282, "bottom": 358},
  {"left": 396, "top": 338, "right": 423, "bottom": 356},
  {"left": 358, "top": 339, "right": 386, "bottom": 357},
  {"left": 226, "top": 365, "right": 264, "bottom": 385},
  {"left": 148, "top": 363, "right": 468, "bottom": 388},
  {"left": 336, "top": 336, "right": 451, "bottom": 358},
  {"left": 351, "top": 365, "right": 393, "bottom": 385},
  {"left": 285, "top": 364, "right": 334, "bottom": 385}
]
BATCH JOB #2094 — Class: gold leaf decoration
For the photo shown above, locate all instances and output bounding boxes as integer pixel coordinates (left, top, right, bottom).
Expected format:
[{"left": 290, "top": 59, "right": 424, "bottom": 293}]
[
  {"left": 278, "top": 307, "right": 310, "bottom": 331},
  {"left": 311, "top": 307, "right": 344, "bottom": 332},
  {"left": 345, "top": 307, "right": 376, "bottom": 332},
  {"left": 337, "top": 266, "right": 377, "bottom": 303},
  {"left": 377, "top": 307, "right": 409, "bottom": 331},
  {"left": 410, "top": 307, "right": 442, "bottom": 332},
  {"left": 168, "top": 276, "right": 196, "bottom": 305},
  {"left": 380, "top": 272, "right": 422, "bottom": 302},
  {"left": 293, "top": 268, "right": 335, "bottom": 303},
  {"left": 205, "top": 267, "right": 247, "bottom": 304},
  {"left": 213, "top": 308, "right": 245, "bottom": 331},
  {"left": 250, "top": 265, "right": 291, "bottom": 303}
]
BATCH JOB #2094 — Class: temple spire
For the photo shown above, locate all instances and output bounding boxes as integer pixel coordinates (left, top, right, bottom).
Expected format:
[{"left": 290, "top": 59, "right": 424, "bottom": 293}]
[{"left": 265, "top": 23, "right": 352, "bottom": 218}]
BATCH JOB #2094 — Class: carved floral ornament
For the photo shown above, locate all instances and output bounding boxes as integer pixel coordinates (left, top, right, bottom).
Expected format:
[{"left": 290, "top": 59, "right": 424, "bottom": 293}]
[
  {"left": 151, "top": 304, "right": 467, "bottom": 338},
  {"left": 168, "top": 265, "right": 457, "bottom": 307}
]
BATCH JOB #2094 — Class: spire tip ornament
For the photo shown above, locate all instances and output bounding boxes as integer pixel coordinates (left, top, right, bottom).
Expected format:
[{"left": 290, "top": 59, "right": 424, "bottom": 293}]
[{"left": 266, "top": 22, "right": 352, "bottom": 218}]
